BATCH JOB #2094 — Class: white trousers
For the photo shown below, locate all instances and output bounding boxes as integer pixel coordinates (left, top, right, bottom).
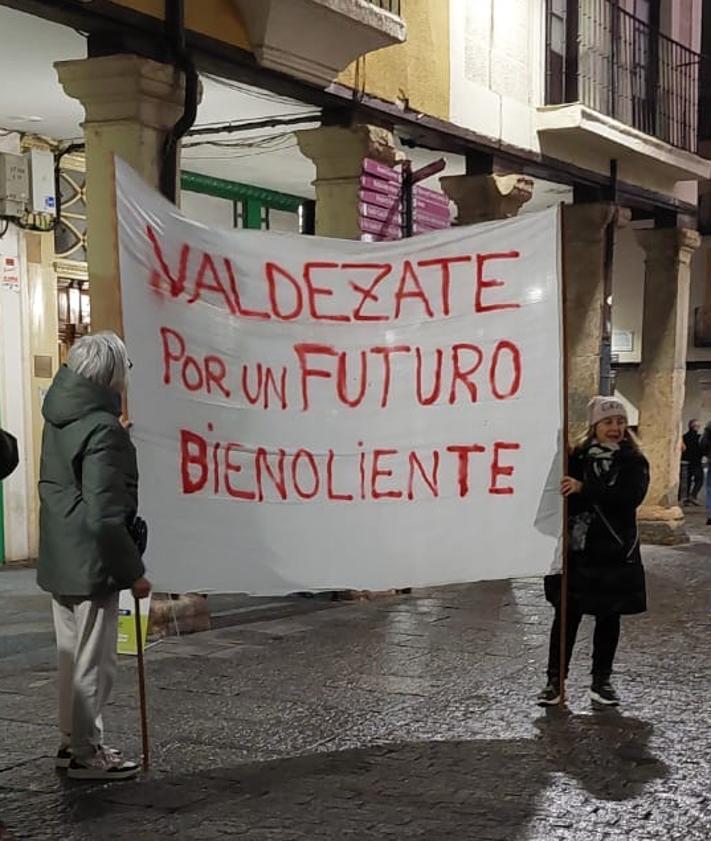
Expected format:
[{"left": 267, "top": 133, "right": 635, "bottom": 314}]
[{"left": 52, "top": 592, "right": 119, "bottom": 759}]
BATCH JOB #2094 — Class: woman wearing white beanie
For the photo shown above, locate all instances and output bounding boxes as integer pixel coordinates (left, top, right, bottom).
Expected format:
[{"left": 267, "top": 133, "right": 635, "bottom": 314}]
[{"left": 538, "top": 396, "right": 649, "bottom": 707}]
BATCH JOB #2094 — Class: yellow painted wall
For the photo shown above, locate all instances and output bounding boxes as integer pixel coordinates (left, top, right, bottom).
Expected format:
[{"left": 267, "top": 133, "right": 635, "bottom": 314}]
[
  {"left": 110, "top": 0, "right": 449, "bottom": 121},
  {"left": 110, "top": 0, "right": 251, "bottom": 50},
  {"left": 337, "top": 0, "right": 450, "bottom": 121}
]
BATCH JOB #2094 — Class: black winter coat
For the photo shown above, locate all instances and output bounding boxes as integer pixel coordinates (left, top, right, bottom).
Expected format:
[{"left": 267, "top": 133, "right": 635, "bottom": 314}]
[
  {"left": 545, "top": 440, "right": 649, "bottom": 616},
  {"left": 37, "top": 366, "right": 145, "bottom": 597},
  {"left": 682, "top": 429, "right": 702, "bottom": 465}
]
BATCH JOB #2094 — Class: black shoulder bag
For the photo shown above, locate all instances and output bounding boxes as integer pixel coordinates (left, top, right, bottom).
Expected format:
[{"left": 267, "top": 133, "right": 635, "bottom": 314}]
[{"left": 128, "top": 516, "right": 148, "bottom": 557}]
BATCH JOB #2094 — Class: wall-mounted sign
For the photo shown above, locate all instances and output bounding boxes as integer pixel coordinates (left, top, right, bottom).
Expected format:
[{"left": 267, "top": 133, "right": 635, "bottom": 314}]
[
  {"left": 1, "top": 256, "right": 19, "bottom": 291},
  {"left": 612, "top": 330, "right": 634, "bottom": 353}
]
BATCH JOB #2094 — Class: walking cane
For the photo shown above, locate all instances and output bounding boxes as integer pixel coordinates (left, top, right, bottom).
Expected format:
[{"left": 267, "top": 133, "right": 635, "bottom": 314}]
[{"left": 134, "top": 596, "right": 150, "bottom": 771}]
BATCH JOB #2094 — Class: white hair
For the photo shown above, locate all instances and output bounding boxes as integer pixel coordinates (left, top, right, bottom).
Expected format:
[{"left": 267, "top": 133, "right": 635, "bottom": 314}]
[{"left": 67, "top": 332, "right": 129, "bottom": 393}]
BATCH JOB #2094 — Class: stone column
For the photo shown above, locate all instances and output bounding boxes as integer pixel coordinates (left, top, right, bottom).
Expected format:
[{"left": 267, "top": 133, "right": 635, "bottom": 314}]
[
  {"left": 55, "top": 55, "right": 186, "bottom": 334},
  {"left": 56, "top": 56, "right": 211, "bottom": 629},
  {"left": 635, "top": 227, "right": 700, "bottom": 544},
  {"left": 439, "top": 172, "right": 533, "bottom": 224},
  {"left": 296, "top": 124, "right": 402, "bottom": 239},
  {"left": 561, "top": 203, "right": 621, "bottom": 438}
]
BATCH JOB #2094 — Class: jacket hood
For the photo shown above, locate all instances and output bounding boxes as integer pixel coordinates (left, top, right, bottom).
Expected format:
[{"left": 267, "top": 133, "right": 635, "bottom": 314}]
[{"left": 42, "top": 365, "right": 120, "bottom": 428}]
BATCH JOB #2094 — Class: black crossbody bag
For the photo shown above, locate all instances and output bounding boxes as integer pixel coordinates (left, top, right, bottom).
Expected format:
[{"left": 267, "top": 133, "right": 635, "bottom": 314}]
[{"left": 127, "top": 516, "right": 148, "bottom": 557}]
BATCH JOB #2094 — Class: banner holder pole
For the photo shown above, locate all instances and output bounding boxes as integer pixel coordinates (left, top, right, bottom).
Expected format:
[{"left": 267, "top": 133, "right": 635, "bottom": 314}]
[
  {"left": 111, "top": 154, "right": 150, "bottom": 768},
  {"left": 134, "top": 595, "right": 150, "bottom": 771},
  {"left": 559, "top": 204, "right": 570, "bottom": 709}
]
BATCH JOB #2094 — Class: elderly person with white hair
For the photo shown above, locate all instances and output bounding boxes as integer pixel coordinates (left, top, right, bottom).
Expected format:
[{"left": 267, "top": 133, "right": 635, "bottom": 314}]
[{"left": 38, "top": 331, "right": 151, "bottom": 781}]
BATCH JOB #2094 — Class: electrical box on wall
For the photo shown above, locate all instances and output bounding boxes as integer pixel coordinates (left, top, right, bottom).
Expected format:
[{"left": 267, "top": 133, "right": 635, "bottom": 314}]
[
  {"left": 0, "top": 152, "right": 29, "bottom": 218},
  {"left": 26, "top": 149, "right": 56, "bottom": 216}
]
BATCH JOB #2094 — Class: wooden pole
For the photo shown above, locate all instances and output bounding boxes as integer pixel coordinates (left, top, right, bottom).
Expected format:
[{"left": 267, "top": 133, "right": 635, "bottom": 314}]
[
  {"left": 559, "top": 205, "right": 571, "bottom": 708},
  {"left": 106, "top": 155, "right": 150, "bottom": 767},
  {"left": 134, "top": 596, "right": 150, "bottom": 771},
  {"left": 558, "top": 505, "right": 569, "bottom": 708}
]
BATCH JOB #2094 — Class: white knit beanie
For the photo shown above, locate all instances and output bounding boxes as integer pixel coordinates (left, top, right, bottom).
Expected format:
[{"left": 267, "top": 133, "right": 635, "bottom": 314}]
[{"left": 587, "top": 396, "right": 628, "bottom": 427}]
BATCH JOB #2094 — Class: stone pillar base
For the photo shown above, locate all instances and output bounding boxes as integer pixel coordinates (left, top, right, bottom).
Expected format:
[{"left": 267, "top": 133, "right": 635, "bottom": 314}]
[
  {"left": 149, "top": 593, "right": 211, "bottom": 638},
  {"left": 332, "top": 588, "right": 410, "bottom": 601},
  {"left": 638, "top": 506, "right": 689, "bottom": 546}
]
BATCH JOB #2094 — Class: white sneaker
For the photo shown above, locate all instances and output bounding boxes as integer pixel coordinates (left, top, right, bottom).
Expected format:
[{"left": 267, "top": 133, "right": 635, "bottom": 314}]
[
  {"left": 56, "top": 744, "right": 122, "bottom": 770},
  {"left": 67, "top": 747, "right": 139, "bottom": 781}
]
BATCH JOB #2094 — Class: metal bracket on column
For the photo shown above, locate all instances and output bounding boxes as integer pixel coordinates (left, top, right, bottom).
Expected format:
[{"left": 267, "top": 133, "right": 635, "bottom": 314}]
[
  {"left": 600, "top": 160, "right": 618, "bottom": 397},
  {"left": 400, "top": 157, "right": 446, "bottom": 239}
]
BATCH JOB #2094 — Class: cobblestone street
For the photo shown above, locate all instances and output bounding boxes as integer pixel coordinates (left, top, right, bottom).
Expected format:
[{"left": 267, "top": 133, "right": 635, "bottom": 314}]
[{"left": 1, "top": 518, "right": 710, "bottom": 840}]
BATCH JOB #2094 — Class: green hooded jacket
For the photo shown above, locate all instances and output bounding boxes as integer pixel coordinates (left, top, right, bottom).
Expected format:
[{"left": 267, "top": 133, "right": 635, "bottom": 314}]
[{"left": 37, "top": 365, "right": 145, "bottom": 597}]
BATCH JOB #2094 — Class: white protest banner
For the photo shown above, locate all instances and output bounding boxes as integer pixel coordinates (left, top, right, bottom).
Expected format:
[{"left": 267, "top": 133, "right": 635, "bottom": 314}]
[{"left": 116, "top": 159, "right": 564, "bottom": 595}]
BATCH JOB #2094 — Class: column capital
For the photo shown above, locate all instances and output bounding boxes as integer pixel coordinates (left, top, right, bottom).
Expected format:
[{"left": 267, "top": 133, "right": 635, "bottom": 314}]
[
  {"left": 55, "top": 54, "right": 187, "bottom": 131},
  {"left": 635, "top": 227, "right": 701, "bottom": 267},
  {"left": 296, "top": 124, "right": 402, "bottom": 238},
  {"left": 296, "top": 124, "right": 402, "bottom": 180},
  {"left": 439, "top": 173, "right": 533, "bottom": 224}
]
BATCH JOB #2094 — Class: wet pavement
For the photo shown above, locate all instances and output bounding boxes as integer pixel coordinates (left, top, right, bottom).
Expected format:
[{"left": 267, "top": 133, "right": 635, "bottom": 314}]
[{"left": 1, "top": 513, "right": 710, "bottom": 839}]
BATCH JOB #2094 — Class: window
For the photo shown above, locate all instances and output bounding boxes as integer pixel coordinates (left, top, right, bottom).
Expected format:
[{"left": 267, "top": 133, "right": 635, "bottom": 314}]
[
  {"left": 545, "top": 0, "right": 697, "bottom": 151},
  {"left": 625, "top": 0, "right": 653, "bottom": 23},
  {"left": 546, "top": 0, "right": 567, "bottom": 104},
  {"left": 676, "top": 0, "right": 693, "bottom": 47},
  {"left": 55, "top": 167, "right": 87, "bottom": 263},
  {"left": 57, "top": 277, "right": 90, "bottom": 361},
  {"left": 54, "top": 154, "right": 89, "bottom": 358}
]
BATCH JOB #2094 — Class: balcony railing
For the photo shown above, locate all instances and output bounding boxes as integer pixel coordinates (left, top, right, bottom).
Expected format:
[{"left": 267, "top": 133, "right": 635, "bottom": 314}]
[
  {"left": 367, "top": 0, "right": 401, "bottom": 14},
  {"left": 546, "top": 0, "right": 700, "bottom": 153}
]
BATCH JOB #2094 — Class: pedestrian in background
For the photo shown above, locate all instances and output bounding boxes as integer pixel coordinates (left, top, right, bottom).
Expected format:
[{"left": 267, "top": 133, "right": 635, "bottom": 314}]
[
  {"left": 538, "top": 397, "right": 649, "bottom": 708},
  {"left": 0, "top": 427, "right": 18, "bottom": 480},
  {"left": 37, "top": 332, "right": 151, "bottom": 781},
  {"left": 681, "top": 419, "right": 703, "bottom": 506},
  {"left": 700, "top": 420, "right": 711, "bottom": 526}
]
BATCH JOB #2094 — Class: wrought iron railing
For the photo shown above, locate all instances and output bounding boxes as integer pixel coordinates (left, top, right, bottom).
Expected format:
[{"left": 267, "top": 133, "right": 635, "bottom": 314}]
[
  {"left": 546, "top": 0, "right": 700, "bottom": 153},
  {"left": 367, "top": 0, "right": 401, "bottom": 15},
  {"left": 699, "top": 52, "right": 711, "bottom": 142}
]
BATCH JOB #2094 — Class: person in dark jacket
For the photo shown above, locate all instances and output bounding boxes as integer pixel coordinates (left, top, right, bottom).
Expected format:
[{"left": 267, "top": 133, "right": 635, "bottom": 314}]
[
  {"left": 0, "top": 427, "right": 18, "bottom": 480},
  {"left": 538, "top": 396, "right": 649, "bottom": 708},
  {"left": 38, "top": 331, "right": 151, "bottom": 781},
  {"left": 700, "top": 420, "right": 711, "bottom": 525},
  {"left": 681, "top": 419, "right": 703, "bottom": 505}
]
